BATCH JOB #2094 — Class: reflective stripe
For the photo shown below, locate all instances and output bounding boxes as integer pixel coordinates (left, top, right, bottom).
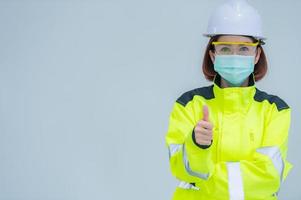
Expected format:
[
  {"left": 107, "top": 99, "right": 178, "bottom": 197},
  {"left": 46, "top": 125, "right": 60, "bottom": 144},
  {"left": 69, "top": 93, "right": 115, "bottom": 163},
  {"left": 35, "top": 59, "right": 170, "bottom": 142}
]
[
  {"left": 256, "top": 146, "right": 284, "bottom": 181},
  {"left": 182, "top": 143, "right": 210, "bottom": 180},
  {"left": 168, "top": 143, "right": 209, "bottom": 180},
  {"left": 168, "top": 144, "right": 182, "bottom": 159},
  {"left": 227, "top": 162, "right": 244, "bottom": 200},
  {"left": 256, "top": 146, "right": 284, "bottom": 197},
  {"left": 178, "top": 180, "right": 200, "bottom": 190}
]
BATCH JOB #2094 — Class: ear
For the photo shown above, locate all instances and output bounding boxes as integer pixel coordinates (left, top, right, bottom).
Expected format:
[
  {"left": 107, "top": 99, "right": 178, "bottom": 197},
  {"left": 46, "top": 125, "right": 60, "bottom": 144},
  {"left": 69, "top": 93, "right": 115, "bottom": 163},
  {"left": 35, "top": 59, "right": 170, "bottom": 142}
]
[
  {"left": 209, "top": 50, "right": 215, "bottom": 63},
  {"left": 254, "top": 47, "right": 262, "bottom": 65}
]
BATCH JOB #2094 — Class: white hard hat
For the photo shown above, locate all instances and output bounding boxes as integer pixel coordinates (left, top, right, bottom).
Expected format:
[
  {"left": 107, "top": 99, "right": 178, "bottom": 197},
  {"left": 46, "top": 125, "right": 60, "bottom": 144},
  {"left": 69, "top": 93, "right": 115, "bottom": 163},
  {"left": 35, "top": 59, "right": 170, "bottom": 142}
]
[{"left": 203, "top": 0, "right": 266, "bottom": 41}]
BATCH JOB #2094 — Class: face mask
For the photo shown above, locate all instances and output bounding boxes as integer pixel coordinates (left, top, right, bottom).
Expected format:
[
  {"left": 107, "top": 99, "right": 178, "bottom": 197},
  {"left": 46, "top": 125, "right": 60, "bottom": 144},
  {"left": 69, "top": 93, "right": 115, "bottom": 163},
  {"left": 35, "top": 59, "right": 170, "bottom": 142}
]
[{"left": 213, "top": 55, "right": 255, "bottom": 87}]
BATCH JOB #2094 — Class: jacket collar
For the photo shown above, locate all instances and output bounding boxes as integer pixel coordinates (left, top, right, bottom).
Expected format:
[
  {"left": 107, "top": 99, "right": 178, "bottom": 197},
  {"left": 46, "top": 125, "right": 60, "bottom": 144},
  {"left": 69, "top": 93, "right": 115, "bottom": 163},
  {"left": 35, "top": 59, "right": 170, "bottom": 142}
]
[{"left": 212, "top": 73, "right": 256, "bottom": 114}]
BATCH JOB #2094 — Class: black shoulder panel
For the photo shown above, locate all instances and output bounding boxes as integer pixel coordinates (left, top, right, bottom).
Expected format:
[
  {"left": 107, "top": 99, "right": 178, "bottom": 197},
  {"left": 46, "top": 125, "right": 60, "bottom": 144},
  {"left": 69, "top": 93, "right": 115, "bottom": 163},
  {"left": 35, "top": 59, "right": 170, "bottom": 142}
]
[
  {"left": 176, "top": 85, "right": 214, "bottom": 107},
  {"left": 254, "top": 88, "right": 290, "bottom": 111}
]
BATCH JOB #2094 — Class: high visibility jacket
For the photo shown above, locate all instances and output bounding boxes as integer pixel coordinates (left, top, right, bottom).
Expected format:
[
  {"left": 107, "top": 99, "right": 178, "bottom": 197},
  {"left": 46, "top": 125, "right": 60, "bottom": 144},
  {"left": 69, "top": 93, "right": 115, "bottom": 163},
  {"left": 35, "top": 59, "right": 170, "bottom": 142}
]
[{"left": 165, "top": 73, "right": 293, "bottom": 200}]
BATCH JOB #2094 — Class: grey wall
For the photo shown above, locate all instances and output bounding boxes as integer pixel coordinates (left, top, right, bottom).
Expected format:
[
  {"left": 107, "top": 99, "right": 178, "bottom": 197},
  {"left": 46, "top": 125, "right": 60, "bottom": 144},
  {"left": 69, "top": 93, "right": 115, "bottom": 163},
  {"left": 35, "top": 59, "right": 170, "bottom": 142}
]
[{"left": 0, "top": 0, "right": 300, "bottom": 199}]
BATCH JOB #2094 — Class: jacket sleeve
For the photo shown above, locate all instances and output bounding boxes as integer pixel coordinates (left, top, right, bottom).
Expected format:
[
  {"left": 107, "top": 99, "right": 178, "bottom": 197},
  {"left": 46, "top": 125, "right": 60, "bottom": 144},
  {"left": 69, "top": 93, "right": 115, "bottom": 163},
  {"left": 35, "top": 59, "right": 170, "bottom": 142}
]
[
  {"left": 237, "top": 105, "right": 293, "bottom": 198},
  {"left": 165, "top": 100, "right": 216, "bottom": 183}
]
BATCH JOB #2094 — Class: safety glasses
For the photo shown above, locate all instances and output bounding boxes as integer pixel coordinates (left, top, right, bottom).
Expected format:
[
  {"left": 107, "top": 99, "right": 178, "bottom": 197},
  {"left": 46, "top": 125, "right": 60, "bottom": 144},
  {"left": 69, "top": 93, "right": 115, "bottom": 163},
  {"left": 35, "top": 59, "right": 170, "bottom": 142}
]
[{"left": 212, "top": 41, "right": 259, "bottom": 56}]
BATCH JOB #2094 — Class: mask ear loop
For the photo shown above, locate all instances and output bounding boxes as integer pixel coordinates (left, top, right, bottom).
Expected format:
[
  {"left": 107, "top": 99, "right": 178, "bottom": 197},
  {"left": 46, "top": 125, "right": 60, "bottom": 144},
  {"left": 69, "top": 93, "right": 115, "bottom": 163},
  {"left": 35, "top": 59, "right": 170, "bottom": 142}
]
[
  {"left": 213, "top": 73, "right": 217, "bottom": 83},
  {"left": 251, "top": 72, "right": 256, "bottom": 85}
]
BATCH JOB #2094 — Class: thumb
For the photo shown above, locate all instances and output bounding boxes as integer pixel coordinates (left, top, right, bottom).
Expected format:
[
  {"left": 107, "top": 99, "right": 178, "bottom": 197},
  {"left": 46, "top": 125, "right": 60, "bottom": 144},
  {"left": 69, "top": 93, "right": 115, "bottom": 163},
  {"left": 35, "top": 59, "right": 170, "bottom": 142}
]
[{"left": 202, "top": 105, "right": 209, "bottom": 121}]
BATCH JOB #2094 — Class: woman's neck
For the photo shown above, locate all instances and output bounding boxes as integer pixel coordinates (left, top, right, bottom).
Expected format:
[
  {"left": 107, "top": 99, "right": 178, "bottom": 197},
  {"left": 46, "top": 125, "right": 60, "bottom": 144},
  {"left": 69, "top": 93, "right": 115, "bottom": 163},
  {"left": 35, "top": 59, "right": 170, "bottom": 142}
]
[{"left": 220, "top": 78, "right": 249, "bottom": 88}]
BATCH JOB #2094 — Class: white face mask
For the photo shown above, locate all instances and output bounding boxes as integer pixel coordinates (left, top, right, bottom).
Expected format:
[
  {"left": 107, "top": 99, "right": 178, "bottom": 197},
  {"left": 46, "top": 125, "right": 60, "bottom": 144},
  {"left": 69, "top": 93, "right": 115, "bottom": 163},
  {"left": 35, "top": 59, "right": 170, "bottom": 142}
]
[{"left": 213, "top": 54, "right": 255, "bottom": 86}]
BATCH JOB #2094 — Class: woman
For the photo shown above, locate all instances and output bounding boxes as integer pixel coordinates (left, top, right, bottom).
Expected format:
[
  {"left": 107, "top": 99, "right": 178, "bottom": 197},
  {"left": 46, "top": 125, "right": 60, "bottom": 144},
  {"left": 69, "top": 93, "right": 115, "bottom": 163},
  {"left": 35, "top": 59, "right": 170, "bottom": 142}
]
[{"left": 165, "top": 0, "right": 293, "bottom": 200}]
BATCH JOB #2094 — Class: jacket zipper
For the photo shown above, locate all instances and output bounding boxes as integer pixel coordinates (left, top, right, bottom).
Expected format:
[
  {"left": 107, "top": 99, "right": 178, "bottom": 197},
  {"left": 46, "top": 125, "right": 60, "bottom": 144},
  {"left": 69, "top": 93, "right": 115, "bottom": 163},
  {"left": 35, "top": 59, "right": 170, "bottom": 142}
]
[{"left": 217, "top": 111, "right": 223, "bottom": 162}]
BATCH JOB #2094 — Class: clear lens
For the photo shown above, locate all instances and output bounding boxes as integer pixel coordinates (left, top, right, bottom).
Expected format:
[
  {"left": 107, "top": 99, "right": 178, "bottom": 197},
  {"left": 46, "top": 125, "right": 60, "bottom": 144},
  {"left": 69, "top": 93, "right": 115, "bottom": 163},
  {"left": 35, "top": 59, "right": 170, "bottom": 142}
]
[{"left": 212, "top": 42, "right": 258, "bottom": 56}]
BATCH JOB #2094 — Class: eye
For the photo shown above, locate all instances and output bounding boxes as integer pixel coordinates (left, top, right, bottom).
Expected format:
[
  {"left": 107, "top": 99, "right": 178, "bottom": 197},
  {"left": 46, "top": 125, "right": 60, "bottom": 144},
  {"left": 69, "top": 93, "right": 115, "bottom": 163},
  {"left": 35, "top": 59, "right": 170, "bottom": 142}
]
[
  {"left": 239, "top": 46, "right": 250, "bottom": 51},
  {"left": 220, "top": 47, "right": 231, "bottom": 52}
]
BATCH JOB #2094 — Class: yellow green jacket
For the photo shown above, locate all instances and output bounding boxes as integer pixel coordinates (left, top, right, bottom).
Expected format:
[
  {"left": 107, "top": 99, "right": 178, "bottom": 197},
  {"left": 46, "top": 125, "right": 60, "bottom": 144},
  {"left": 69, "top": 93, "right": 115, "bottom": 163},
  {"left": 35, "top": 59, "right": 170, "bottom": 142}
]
[{"left": 165, "top": 73, "right": 293, "bottom": 200}]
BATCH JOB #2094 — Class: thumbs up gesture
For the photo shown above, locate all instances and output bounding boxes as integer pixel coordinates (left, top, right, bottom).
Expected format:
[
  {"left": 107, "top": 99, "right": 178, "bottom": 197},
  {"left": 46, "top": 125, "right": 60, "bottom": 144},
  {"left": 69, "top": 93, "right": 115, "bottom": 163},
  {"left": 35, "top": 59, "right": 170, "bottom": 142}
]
[{"left": 193, "top": 105, "right": 214, "bottom": 146}]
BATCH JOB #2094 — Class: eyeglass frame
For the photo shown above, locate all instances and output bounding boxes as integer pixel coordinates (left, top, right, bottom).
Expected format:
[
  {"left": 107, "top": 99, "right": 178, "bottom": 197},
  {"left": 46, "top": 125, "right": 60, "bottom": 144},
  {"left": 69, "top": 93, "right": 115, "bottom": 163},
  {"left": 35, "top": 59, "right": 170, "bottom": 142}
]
[{"left": 211, "top": 41, "right": 260, "bottom": 56}]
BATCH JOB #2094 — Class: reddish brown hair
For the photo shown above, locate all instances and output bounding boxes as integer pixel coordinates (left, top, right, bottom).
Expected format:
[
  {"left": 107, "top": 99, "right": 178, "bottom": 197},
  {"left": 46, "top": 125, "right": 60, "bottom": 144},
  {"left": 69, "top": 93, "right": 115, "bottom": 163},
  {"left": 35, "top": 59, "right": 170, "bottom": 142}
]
[{"left": 202, "top": 35, "right": 268, "bottom": 82}]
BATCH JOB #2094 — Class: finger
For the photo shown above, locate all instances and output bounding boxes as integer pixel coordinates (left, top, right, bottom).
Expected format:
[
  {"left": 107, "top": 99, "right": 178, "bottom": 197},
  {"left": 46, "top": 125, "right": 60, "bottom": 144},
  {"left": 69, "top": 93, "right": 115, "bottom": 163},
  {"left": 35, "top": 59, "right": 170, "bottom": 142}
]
[
  {"left": 195, "top": 126, "right": 212, "bottom": 136},
  {"left": 197, "top": 120, "right": 213, "bottom": 130},
  {"left": 203, "top": 140, "right": 212, "bottom": 145},
  {"left": 195, "top": 134, "right": 212, "bottom": 141},
  {"left": 196, "top": 130, "right": 212, "bottom": 138},
  {"left": 196, "top": 138, "right": 212, "bottom": 145},
  {"left": 203, "top": 105, "right": 209, "bottom": 121},
  {"left": 201, "top": 128, "right": 213, "bottom": 136}
]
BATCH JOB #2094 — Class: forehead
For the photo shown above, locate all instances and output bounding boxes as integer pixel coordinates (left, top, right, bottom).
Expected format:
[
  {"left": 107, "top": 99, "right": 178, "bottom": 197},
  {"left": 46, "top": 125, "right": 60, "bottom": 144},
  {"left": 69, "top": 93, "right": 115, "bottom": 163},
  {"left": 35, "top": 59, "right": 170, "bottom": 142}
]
[{"left": 217, "top": 35, "right": 253, "bottom": 43}]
